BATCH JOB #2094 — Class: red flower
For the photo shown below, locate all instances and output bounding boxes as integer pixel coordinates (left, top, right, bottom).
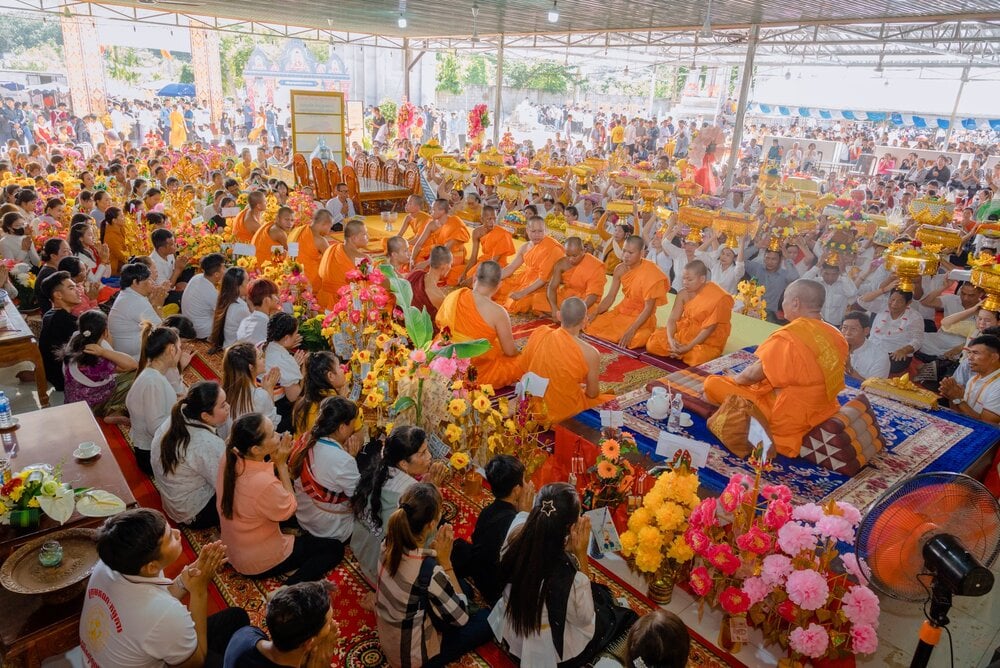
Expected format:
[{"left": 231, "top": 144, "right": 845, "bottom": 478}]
[
  {"left": 911, "top": 239, "right": 923, "bottom": 248},
  {"left": 689, "top": 566, "right": 713, "bottom": 597},
  {"left": 685, "top": 527, "right": 712, "bottom": 556},
  {"left": 719, "top": 586, "right": 751, "bottom": 614},
  {"left": 736, "top": 524, "right": 773, "bottom": 555},
  {"left": 777, "top": 599, "right": 797, "bottom": 622},
  {"left": 763, "top": 499, "right": 793, "bottom": 530},
  {"left": 706, "top": 543, "right": 742, "bottom": 576},
  {"left": 0, "top": 477, "right": 22, "bottom": 496}
]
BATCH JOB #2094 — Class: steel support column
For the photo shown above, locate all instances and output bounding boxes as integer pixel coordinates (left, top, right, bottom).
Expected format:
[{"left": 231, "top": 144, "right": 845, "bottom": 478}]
[
  {"left": 494, "top": 34, "right": 504, "bottom": 145},
  {"left": 723, "top": 24, "right": 759, "bottom": 196},
  {"left": 944, "top": 65, "right": 970, "bottom": 149}
]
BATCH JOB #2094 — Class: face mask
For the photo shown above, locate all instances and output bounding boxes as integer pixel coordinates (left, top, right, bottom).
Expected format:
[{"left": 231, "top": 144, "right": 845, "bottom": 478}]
[{"left": 11, "top": 228, "right": 24, "bottom": 236}]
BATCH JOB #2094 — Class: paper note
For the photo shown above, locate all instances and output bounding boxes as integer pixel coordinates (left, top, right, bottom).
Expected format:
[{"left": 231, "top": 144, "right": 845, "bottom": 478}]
[
  {"left": 232, "top": 242, "right": 255, "bottom": 257},
  {"left": 516, "top": 372, "right": 550, "bottom": 398},
  {"left": 586, "top": 506, "right": 622, "bottom": 557},
  {"left": 287, "top": 242, "right": 299, "bottom": 258},
  {"left": 655, "top": 431, "right": 710, "bottom": 469},
  {"left": 220, "top": 206, "right": 240, "bottom": 218},
  {"left": 748, "top": 417, "right": 772, "bottom": 461}
]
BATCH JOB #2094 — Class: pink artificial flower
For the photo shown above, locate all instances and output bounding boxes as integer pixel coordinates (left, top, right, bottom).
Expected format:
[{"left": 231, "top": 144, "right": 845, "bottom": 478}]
[
  {"left": 815, "top": 515, "right": 855, "bottom": 543},
  {"left": 337, "top": 286, "right": 352, "bottom": 296},
  {"left": 719, "top": 480, "right": 745, "bottom": 512},
  {"left": 842, "top": 585, "right": 880, "bottom": 627},
  {"left": 409, "top": 349, "right": 427, "bottom": 364},
  {"left": 850, "top": 623, "right": 879, "bottom": 654},
  {"left": 359, "top": 289, "right": 372, "bottom": 301},
  {"left": 760, "top": 484, "right": 792, "bottom": 503},
  {"left": 349, "top": 310, "right": 362, "bottom": 325},
  {"left": 684, "top": 527, "right": 712, "bottom": 556},
  {"left": 367, "top": 308, "right": 380, "bottom": 322},
  {"left": 345, "top": 269, "right": 363, "bottom": 281},
  {"left": 706, "top": 543, "right": 742, "bottom": 576},
  {"left": 792, "top": 503, "right": 825, "bottom": 523},
  {"left": 689, "top": 498, "right": 718, "bottom": 529},
  {"left": 789, "top": 623, "right": 829, "bottom": 659},
  {"left": 369, "top": 269, "right": 386, "bottom": 283},
  {"left": 429, "top": 355, "right": 458, "bottom": 378},
  {"left": 785, "top": 569, "right": 830, "bottom": 611},
  {"left": 741, "top": 577, "right": 771, "bottom": 605},
  {"left": 719, "top": 586, "right": 751, "bottom": 615},
  {"left": 763, "top": 499, "right": 793, "bottom": 530},
  {"left": 761, "top": 554, "right": 793, "bottom": 587},
  {"left": 736, "top": 524, "right": 773, "bottom": 555},
  {"left": 777, "top": 522, "right": 817, "bottom": 557},
  {"left": 689, "top": 566, "right": 713, "bottom": 597},
  {"left": 836, "top": 501, "right": 862, "bottom": 526},
  {"left": 840, "top": 552, "right": 866, "bottom": 583},
  {"left": 373, "top": 293, "right": 390, "bottom": 308}
]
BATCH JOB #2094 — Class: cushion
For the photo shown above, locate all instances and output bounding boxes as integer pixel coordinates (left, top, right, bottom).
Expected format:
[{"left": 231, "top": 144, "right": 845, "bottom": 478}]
[
  {"left": 800, "top": 393, "right": 886, "bottom": 476},
  {"left": 707, "top": 394, "right": 772, "bottom": 459}
]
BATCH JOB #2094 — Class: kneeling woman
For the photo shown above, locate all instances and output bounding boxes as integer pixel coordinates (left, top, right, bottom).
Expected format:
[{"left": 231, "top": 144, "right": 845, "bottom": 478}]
[
  {"left": 492, "top": 482, "right": 638, "bottom": 668},
  {"left": 151, "top": 381, "right": 230, "bottom": 528},
  {"left": 376, "top": 482, "right": 493, "bottom": 668},
  {"left": 218, "top": 413, "right": 345, "bottom": 584}
]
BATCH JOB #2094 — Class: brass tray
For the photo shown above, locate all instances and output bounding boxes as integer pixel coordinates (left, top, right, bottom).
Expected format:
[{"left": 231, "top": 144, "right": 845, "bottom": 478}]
[{"left": 0, "top": 527, "right": 99, "bottom": 595}]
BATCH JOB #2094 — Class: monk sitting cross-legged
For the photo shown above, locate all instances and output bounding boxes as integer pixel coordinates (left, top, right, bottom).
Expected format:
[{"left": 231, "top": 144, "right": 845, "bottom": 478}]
[
  {"left": 546, "top": 236, "right": 606, "bottom": 322},
  {"left": 586, "top": 235, "right": 670, "bottom": 349},
  {"left": 494, "top": 216, "right": 565, "bottom": 314},
  {"left": 385, "top": 235, "right": 411, "bottom": 277},
  {"left": 410, "top": 198, "right": 471, "bottom": 284},
  {"left": 317, "top": 219, "right": 370, "bottom": 309},
  {"left": 522, "top": 297, "right": 615, "bottom": 424},
  {"left": 646, "top": 259, "right": 734, "bottom": 366},
  {"left": 397, "top": 195, "right": 431, "bottom": 242},
  {"left": 252, "top": 205, "right": 295, "bottom": 264},
  {"left": 703, "top": 279, "right": 849, "bottom": 458},
  {"left": 436, "top": 260, "right": 525, "bottom": 388},
  {"left": 457, "top": 205, "right": 516, "bottom": 287},
  {"left": 287, "top": 208, "right": 333, "bottom": 290},
  {"left": 407, "top": 244, "right": 451, "bottom": 323},
  {"left": 232, "top": 190, "right": 266, "bottom": 244}
]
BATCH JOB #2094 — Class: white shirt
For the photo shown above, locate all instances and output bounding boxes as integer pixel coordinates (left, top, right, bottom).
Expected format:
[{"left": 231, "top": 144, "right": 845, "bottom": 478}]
[
  {"left": 801, "top": 268, "right": 859, "bottom": 327},
  {"left": 80, "top": 561, "right": 196, "bottom": 668},
  {"left": 0, "top": 235, "right": 39, "bottom": 265},
  {"left": 109, "top": 288, "right": 162, "bottom": 359},
  {"left": 489, "top": 513, "right": 596, "bottom": 668},
  {"left": 219, "top": 387, "right": 278, "bottom": 441},
  {"left": 235, "top": 310, "right": 268, "bottom": 346},
  {"left": 293, "top": 438, "right": 361, "bottom": 541},
  {"left": 920, "top": 294, "right": 973, "bottom": 357},
  {"left": 850, "top": 339, "right": 891, "bottom": 380},
  {"left": 646, "top": 249, "right": 673, "bottom": 280},
  {"left": 150, "top": 419, "right": 225, "bottom": 524},
  {"left": 697, "top": 249, "right": 746, "bottom": 295},
  {"left": 912, "top": 273, "right": 947, "bottom": 321},
  {"left": 150, "top": 252, "right": 176, "bottom": 287},
  {"left": 126, "top": 367, "right": 177, "bottom": 452},
  {"left": 76, "top": 250, "right": 110, "bottom": 283},
  {"left": 265, "top": 341, "right": 303, "bottom": 393},
  {"left": 179, "top": 273, "right": 218, "bottom": 339},
  {"left": 964, "top": 368, "right": 1000, "bottom": 416},
  {"left": 224, "top": 298, "right": 251, "bottom": 348},
  {"left": 662, "top": 243, "right": 694, "bottom": 282},
  {"left": 870, "top": 307, "right": 924, "bottom": 356},
  {"left": 325, "top": 196, "right": 357, "bottom": 225}
]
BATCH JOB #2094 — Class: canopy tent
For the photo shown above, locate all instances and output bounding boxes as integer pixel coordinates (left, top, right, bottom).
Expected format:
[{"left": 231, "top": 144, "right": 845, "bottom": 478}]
[
  {"left": 157, "top": 82, "right": 196, "bottom": 97},
  {"left": 746, "top": 103, "right": 1000, "bottom": 131}
]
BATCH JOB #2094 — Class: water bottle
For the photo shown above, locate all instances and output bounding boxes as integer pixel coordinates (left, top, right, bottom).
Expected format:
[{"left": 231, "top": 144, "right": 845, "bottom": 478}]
[
  {"left": 0, "top": 391, "right": 12, "bottom": 429},
  {"left": 667, "top": 392, "right": 684, "bottom": 433}
]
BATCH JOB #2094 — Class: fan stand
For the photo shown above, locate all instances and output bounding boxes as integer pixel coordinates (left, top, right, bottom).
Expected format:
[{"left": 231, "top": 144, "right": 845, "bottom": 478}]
[{"left": 910, "top": 580, "right": 952, "bottom": 668}]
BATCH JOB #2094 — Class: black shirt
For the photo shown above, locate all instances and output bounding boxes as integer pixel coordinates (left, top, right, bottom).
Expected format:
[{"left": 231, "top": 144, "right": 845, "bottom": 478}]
[
  {"left": 38, "top": 308, "right": 77, "bottom": 392},
  {"left": 223, "top": 627, "right": 282, "bottom": 668},
  {"left": 469, "top": 498, "right": 519, "bottom": 604},
  {"left": 35, "top": 266, "right": 57, "bottom": 315}
]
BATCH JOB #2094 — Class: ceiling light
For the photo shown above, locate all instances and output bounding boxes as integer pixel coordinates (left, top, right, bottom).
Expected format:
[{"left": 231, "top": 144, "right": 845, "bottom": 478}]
[
  {"left": 398, "top": 14, "right": 407, "bottom": 28},
  {"left": 548, "top": 1, "right": 559, "bottom": 23}
]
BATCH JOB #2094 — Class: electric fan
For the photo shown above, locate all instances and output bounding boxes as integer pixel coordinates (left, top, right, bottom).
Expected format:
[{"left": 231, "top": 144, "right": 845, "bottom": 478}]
[{"left": 855, "top": 472, "right": 1000, "bottom": 668}]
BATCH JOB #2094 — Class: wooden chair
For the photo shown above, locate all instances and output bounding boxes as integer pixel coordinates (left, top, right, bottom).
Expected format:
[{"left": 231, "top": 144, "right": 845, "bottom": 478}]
[
  {"left": 383, "top": 159, "right": 399, "bottom": 186},
  {"left": 292, "top": 154, "right": 310, "bottom": 189},
  {"left": 342, "top": 164, "right": 362, "bottom": 213},
  {"left": 311, "top": 158, "right": 331, "bottom": 201},
  {"left": 326, "top": 161, "right": 342, "bottom": 198},
  {"left": 363, "top": 156, "right": 380, "bottom": 180},
  {"left": 403, "top": 165, "right": 421, "bottom": 197}
]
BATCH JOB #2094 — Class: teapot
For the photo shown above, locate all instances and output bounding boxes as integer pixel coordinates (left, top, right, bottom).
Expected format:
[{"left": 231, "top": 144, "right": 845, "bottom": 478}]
[{"left": 646, "top": 386, "right": 670, "bottom": 421}]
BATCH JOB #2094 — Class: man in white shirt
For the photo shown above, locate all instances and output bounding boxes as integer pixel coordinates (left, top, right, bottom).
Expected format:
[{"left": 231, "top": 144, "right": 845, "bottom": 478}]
[
  {"left": 80, "top": 508, "right": 249, "bottom": 668},
  {"left": 801, "top": 259, "right": 859, "bottom": 327},
  {"left": 325, "top": 182, "right": 357, "bottom": 227},
  {"left": 919, "top": 281, "right": 983, "bottom": 358},
  {"left": 150, "top": 228, "right": 192, "bottom": 302},
  {"left": 236, "top": 278, "right": 281, "bottom": 345},
  {"left": 109, "top": 263, "right": 165, "bottom": 359},
  {"left": 940, "top": 334, "right": 1000, "bottom": 425},
  {"left": 180, "top": 253, "right": 226, "bottom": 339},
  {"left": 867, "top": 287, "right": 924, "bottom": 374},
  {"left": 841, "top": 312, "right": 890, "bottom": 381}
]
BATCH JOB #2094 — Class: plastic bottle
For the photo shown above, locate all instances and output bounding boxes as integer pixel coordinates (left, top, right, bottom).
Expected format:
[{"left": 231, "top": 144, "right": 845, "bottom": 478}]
[{"left": 0, "top": 391, "right": 12, "bottom": 429}]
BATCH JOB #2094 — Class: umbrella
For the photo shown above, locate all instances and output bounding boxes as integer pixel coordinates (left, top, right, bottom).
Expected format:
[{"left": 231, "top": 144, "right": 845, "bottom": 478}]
[
  {"left": 157, "top": 83, "right": 196, "bottom": 97},
  {"left": 0, "top": 82, "right": 25, "bottom": 91}
]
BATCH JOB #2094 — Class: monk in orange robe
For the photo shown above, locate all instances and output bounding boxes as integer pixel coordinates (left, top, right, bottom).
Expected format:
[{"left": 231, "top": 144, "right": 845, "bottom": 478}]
[
  {"left": 586, "top": 235, "right": 670, "bottom": 349},
  {"left": 410, "top": 198, "right": 471, "bottom": 286},
  {"left": 232, "top": 190, "right": 266, "bottom": 243},
  {"left": 252, "top": 205, "right": 294, "bottom": 264},
  {"left": 703, "top": 279, "right": 848, "bottom": 458},
  {"left": 457, "top": 205, "right": 516, "bottom": 286},
  {"left": 647, "top": 260, "right": 733, "bottom": 365},
  {"left": 317, "top": 219, "right": 369, "bottom": 309},
  {"left": 435, "top": 260, "right": 525, "bottom": 388},
  {"left": 287, "top": 208, "right": 333, "bottom": 291},
  {"left": 495, "top": 216, "right": 565, "bottom": 314},
  {"left": 522, "top": 297, "right": 614, "bottom": 423},
  {"left": 546, "top": 236, "right": 606, "bottom": 320},
  {"left": 398, "top": 195, "right": 432, "bottom": 242}
]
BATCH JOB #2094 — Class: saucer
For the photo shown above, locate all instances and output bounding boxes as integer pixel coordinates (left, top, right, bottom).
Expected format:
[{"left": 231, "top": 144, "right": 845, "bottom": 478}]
[
  {"left": 73, "top": 445, "right": 102, "bottom": 460},
  {"left": 679, "top": 413, "right": 694, "bottom": 428}
]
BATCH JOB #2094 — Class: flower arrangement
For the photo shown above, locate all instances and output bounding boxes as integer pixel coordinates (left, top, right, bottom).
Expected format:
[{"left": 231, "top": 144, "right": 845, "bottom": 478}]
[
  {"left": 1, "top": 465, "right": 79, "bottom": 527},
  {"left": 287, "top": 189, "right": 319, "bottom": 226},
  {"left": 122, "top": 212, "right": 153, "bottom": 259},
  {"left": 544, "top": 212, "right": 567, "bottom": 232},
  {"left": 493, "top": 391, "right": 549, "bottom": 476},
  {"left": 735, "top": 279, "right": 767, "bottom": 320},
  {"left": 582, "top": 428, "right": 638, "bottom": 511},
  {"left": 2, "top": 260, "right": 36, "bottom": 311},
  {"left": 396, "top": 99, "right": 425, "bottom": 140},
  {"left": 467, "top": 104, "right": 490, "bottom": 146},
  {"left": 442, "top": 381, "right": 507, "bottom": 468}
]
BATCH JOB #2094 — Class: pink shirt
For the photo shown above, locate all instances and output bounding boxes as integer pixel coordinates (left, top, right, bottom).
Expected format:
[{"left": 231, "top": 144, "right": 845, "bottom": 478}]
[{"left": 216, "top": 457, "right": 296, "bottom": 575}]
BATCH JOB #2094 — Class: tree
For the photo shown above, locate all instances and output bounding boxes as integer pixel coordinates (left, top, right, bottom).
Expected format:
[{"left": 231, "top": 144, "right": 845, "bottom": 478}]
[
  {"left": 104, "top": 46, "right": 141, "bottom": 85},
  {"left": 435, "top": 52, "right": 462, "bottom": 95},
  {"left": 0, "top": 16, "right": 62, "bottom": 55},
  {"left": 463, "top": 54, "right": 490, "bottom": 86},
  {"left": 178, "top": 63, "right": 195, "bottom": 84},
  {"left": 219, "top": 35, "right": 256, "bottom": 97}
]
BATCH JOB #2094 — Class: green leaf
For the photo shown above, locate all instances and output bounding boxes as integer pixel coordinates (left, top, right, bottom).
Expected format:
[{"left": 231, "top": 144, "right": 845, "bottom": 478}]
[
  {"left": 392, "top": 396, "right": 416, "bottom": 414},
  {"left": 403, "top": 305, "right": 433, "bottom": 349},
  {"left": 435, "top": 339, "right": 491, "bottom": 360}
]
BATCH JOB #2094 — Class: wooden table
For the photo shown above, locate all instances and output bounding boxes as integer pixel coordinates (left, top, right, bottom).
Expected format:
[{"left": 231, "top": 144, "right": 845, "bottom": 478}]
[
  {"left": 357, "top": 177, "right": 411, "bottom": 205},
  {"left": 0, "top": 402, "right": 137, "bottom": 667},
  {"left": 0, "top": 300, "right": 48, "bottom": 407}
]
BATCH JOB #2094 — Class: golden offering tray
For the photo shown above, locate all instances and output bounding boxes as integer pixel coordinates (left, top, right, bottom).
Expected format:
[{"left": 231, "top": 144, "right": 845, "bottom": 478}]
[
  {"left": 910, "top": 197, "right": 955, "bottom": 226},
  {"left": 638, "top": 188, "right": 663, "bottom": 213},
  {"left": 606, "top": 200, "right": 637, "bottom": 216},
  {"left": 884, "top": 241, "right": 942, "bottom": 292},
  {"left": 971, "top": 261, "right": 1000, "bottom": 311},
  {"left": 915, "top": 224, "right": 963, "bottom": 254},
  {"left": 678, "top": 205, "right": 716, "bottom": 230},
  {"left": 418, "top": 140, "right": 444, "bottom": 162}
]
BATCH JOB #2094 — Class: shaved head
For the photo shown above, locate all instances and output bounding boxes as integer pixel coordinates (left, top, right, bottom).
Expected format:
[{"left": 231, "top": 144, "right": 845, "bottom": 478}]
[
  {"left": 429, "top": 244, "right": 453, "bottom": 269},
  {"left": 685, "top": 259, "right": 709, "bottom": 278},
  {"left": 476, "top": 260, "right": 502, "bottom": 288},
  {"left": 560, "top": 297, "right": 587, "bottom": 328},
  {"left": 624, "top": 235, "right": 646, "bottom": 252},
  {"left": 386, "top": 235, "right": 408, "bottom": 256},
  {"left": 344, "top": 219, "right": 366, "bottom": 240},
  {"left": 565, "top": 237, "right": 584, "bottom": 252},
  {"left": 782, "top": 278, "right": 826, "bottom": 320}
]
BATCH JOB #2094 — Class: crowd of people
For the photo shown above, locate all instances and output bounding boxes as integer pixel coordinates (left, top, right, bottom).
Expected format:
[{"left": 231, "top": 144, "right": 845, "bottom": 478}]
[{"left": 3, "top": 86, "right": 1000, "bottom": 668}]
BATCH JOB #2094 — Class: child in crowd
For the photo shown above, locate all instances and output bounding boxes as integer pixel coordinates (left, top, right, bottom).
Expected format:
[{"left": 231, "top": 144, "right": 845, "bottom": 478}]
[
  {"left": 221, "top": 341, "right": 280, "bottom": 436},
  {"left": 61, "top": 309, "right": 137, "bottom": 423},
  {"left": 292, "top": 351, "right": 347, "bottom": 435},
  {"left": 263, "top": 311, "right": 306, "bottom": 433}
]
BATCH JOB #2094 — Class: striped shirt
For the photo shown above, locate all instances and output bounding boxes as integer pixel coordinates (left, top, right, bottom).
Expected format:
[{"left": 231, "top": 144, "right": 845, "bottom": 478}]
[{"left": 375, "top": 548, "right": 470, "bottom": 668}]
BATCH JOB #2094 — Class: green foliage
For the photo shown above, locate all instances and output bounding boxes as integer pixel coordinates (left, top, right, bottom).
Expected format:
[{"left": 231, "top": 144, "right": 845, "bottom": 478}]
[
  {"left": 0, "top": 15, "right": 62, "bottom": 55},
  {"left": 219, "top": 35, "right": 256, "bottom": 97},
  {"left": 379, "top": 99, "right": 398, "bottom": 122},
  {"left": 435, "top": 52, "right": 463, "bottom": 95},
  {"left": 105, "top": 46, "right": 141, "bottom": 85},
  {"left": 463, "top": 54, "right": 490, "bottom": 86},
  {"left": 504, "top": 58, "right": 574, "bottom": 93},
  {"left": 178, "top": 63, "right": 195, "bottom": 84}
]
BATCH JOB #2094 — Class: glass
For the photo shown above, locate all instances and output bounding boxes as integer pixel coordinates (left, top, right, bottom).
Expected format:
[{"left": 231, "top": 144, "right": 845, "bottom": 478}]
[{"left": 38, "top": 540, "right": 63, "bottom": 568}]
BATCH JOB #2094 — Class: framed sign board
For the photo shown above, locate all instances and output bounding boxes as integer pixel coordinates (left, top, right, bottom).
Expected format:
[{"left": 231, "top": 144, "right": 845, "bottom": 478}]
[{"left": 290, "top": 90, "right": 346, "bottom": 168}]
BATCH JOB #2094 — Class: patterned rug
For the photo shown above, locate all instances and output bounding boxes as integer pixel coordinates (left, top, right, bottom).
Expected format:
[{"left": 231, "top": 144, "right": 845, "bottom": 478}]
[{"left": 573, "top": 349, "right": 1000, "bottom": 508}]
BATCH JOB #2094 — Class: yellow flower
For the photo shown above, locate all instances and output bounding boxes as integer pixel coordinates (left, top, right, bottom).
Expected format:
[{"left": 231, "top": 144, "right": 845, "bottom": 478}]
[
  {"left": 634, "top": 547, "right": 663, "bottom": 573},
  {"left": 655, "top": 502, "right": 685, "bottom": 532},
  {"left": 637, "top": 525, "right": 664, "bottom": 551},
  {"left": 600, "top": 439, "right": 620, "bottom": 460},
  {"left": 375, "top": 333, "right": 391, "bottom": 348},
  {"left": 472, "top": 394, "right": 491, "bottom": 414},
  {"left": 444, "top": 424, "right": 463, "bottom": 444},
  {"left": 8, "top": 486, "right": 23, "bottom": 502},
  {"left": 597, "top": 461, "right": 618, "bottom": 479},
  {"left": 620, "top": 530, "right": 638, "bottom": 557},
  {"left": 383, "top": 421, "right": 395, "bottom": 434},
  {"left": 357, "top": 350, "right": 372, "bottom": 364},
  {"left": 0, "top": 500, "right": 6, "bottom": 514},
  {"left": 666, "top": 535, "right": 695, "bottom": 563},
  {"left": 448, "top": 398, "right": 468, "bottom": 418},
  {"left": 449, "top": 452, "right": 471, "bottom": 470},
  {"left": 27, "top": 497, "right": 40, "bottom": 508},
  {"left": 504, "top": 418, "right": 517, "bottom": 433},
  {"left": 393, "top": 366, "right": 409, "bottom": 382},
  {"left": 627, "top": 507, "right": 653, "bottom": 531},
  {"left": 451, "top": 380, "right": 464, "bottom": 390},
  {"left": 480, "top": 384, "right": 495, "bottom": 396},
  {"left": 363, "top": 392, "right": 384, "bottom": 409},
  {"left": 642, "top": 488, "right": 666, "bottom": 511}
]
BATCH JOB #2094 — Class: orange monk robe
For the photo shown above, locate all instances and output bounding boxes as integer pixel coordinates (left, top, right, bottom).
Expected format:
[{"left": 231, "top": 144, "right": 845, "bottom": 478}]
[
  {"left": 586, "top": 259, "right": 670, "bottom": 349},
  {"left": 232, "top": 208, "right": 255, "bottom": 244},
  {"left": 104, "top": 224, "right": 128, "bottom": 275},
  {"left": 703, "top": 318, "right": 848, "bottom": 458},
  {"left": 468, "top": 227, "right": 517, "bottom": 275},
  {"left": 555, "top": 253, "right": 606, "bottom": 310},
  {"left": 435, "top": 288, "right": 525, "bottom": 388},
  {"left": 522, "top": 325, "right": 614, "bottom": 423},
  {"left": 646, "top": 281, "right": 734, "bottom": 365},
  {"left": 251, "top": 222, "right": 284, "bottom": 265},
  {"left": 435, "top": 215, "right": 471, "bottom": 285},
  {"left": 317, "top": 243, "right": 359, "bottom": 309},
  {"left": 288, "top": 225, "right": 323, "bottom": 291},
  {"left": 498, "top": 236, "right": 566, "bottom": 314},
  {"left": 405, "top": 212, "right": 432, "bottom": 246}
]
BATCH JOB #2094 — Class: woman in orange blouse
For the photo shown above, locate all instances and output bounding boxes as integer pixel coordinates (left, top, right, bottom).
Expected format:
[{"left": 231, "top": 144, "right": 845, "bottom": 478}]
[{"left": 100, "top": 206, "right": 128, "bottom": 275}]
